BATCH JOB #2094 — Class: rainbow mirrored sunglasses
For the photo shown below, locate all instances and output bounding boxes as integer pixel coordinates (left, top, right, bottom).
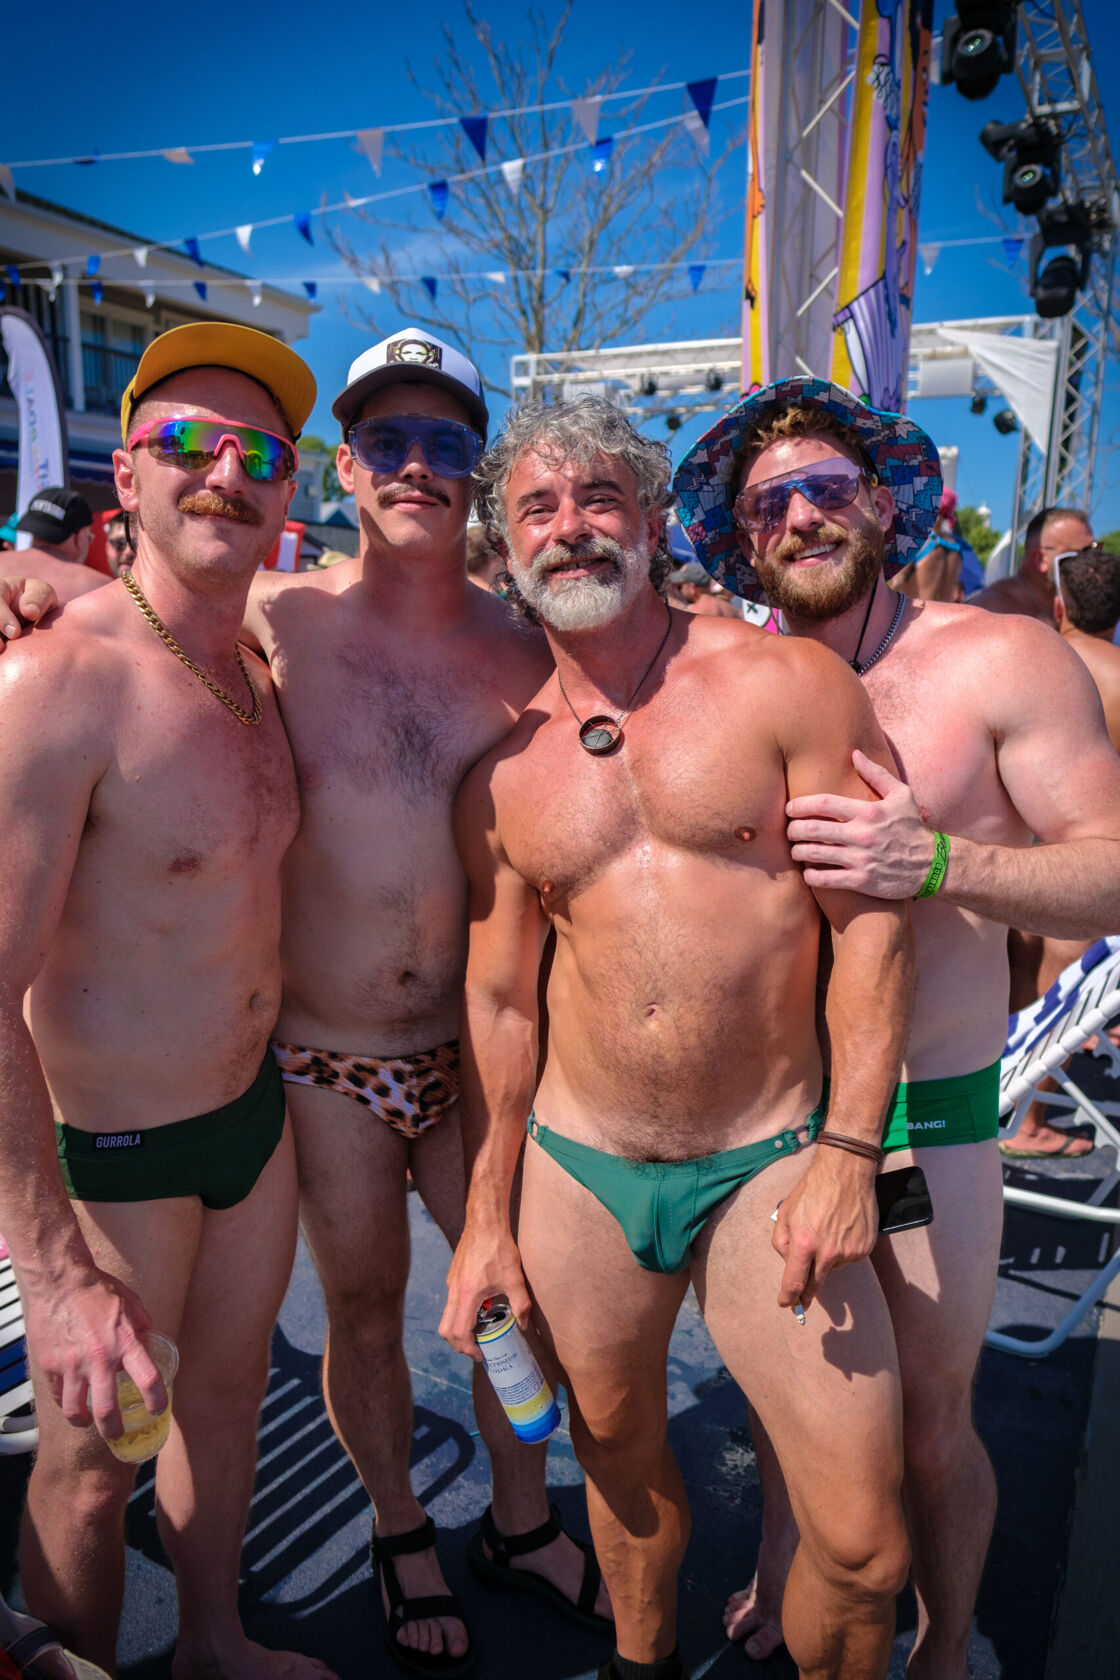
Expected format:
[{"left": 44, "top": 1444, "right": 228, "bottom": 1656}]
[
  {"left": 126, "top": 416, "right": 299, "bottom": 483},
  {"left": 734, "top": 455, "right": 877, "bottom": 535},
  {"left": 346, "top": 413, "right": 483, "bottom": 479}
]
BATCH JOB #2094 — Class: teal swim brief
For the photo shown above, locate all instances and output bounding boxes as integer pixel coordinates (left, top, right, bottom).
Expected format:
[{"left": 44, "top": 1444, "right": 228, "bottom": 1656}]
[
  {"left": 527, "top": 1106, "right": 826, "bottom": 1275},
  {"left": 821, "top": 1062, "right": 1001, "bottom": 1153}
]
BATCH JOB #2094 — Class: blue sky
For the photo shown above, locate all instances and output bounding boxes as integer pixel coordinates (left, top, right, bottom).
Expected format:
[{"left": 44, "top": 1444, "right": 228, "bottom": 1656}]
[{"left": 5, "top": 0, "right": 1119, "bottom": 533}]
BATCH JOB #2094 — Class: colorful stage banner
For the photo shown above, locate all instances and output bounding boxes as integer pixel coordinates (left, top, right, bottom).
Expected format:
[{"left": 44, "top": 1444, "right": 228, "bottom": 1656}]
[
  {"left": 830, "top": 1, "right": 933, "bottom": 411},
  {"left": 0, "top": 307, "right": 70, "bottom": 550}
]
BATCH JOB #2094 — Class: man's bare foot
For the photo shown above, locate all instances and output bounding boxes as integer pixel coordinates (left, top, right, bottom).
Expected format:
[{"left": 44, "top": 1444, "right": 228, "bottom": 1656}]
[
  {"left": 724, "top": 1575, "right": 784, "bottom": 1661},
  {"left": 1000, "top": 1121, "right": 1094, "bottom": 1158},
  {"left": 374, "top": 1539, "right": 471, "bottom": 1662},
  {"left": 172, "top": 1635, "right": 337, "bottom": 1680}
]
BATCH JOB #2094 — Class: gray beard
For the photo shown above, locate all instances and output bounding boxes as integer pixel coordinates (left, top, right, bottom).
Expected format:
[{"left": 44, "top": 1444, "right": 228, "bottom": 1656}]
[{"left": 512, "top": 537, "right": 648, "bottom": 631}]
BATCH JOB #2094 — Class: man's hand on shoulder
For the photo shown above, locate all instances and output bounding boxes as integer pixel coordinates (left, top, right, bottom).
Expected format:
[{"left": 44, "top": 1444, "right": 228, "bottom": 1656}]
[
  {"left": 787, "top": 749, "right": 936, "bottom": 899},
  {"left": 0, "top": 576, "right": 59, "bottom": 647}
]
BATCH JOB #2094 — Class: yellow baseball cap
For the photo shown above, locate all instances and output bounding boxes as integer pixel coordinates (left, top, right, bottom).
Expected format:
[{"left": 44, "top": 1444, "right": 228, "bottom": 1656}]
[{"left": 120, "top": 321, "right": 317, "bottom": 444}]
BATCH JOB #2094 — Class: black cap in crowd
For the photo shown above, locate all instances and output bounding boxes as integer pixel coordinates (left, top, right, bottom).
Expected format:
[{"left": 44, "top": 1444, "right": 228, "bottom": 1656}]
[{"left": 16, "top": 486, "right": 93, "bottom": 543}]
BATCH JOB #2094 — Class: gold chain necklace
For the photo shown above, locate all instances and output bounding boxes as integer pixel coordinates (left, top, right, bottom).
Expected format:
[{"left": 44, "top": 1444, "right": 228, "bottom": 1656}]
[{"left": 120, "top": 568, "right": 262, "bottom": 726}]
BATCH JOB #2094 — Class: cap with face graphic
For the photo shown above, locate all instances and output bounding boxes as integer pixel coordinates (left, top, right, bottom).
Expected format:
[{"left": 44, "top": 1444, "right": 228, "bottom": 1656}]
[{"left": 332, "top": 328, "right": 489, "bottom": 439}]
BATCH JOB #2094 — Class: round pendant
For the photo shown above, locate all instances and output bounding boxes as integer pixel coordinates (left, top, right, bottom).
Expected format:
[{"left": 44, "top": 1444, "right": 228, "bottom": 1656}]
[{"left": 578, "top": 715, "right": 622, "bottom": 755}]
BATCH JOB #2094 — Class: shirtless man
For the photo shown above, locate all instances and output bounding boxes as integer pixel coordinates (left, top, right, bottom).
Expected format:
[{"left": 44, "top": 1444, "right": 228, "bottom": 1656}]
[
  {"left": 441, "top": 396, "right": 917, "bottom": 1680},
  {"left": 673, "top": 377, "right": 1120, "bottom": 1679},
  {"left": 4, "top": 486, "right": 105, "bottom": 602},
  {"left": 240, "top": 331, "right": 608, "bottom": 1677},
  {"left": 0, "top": 321, "right": 330, "bottom": 1680},
  {"left": 969, "top": 503, "right": 1093, "bottom": 621}
]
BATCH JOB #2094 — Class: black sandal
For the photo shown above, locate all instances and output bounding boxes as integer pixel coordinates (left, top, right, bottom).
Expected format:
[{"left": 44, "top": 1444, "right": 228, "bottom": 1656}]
[
  {"left": 466, "top": 1502, "right": 612, "bottom": 1634},
  {"left": 371, "top": 1515, "right": 478, "bottom": 1678}
]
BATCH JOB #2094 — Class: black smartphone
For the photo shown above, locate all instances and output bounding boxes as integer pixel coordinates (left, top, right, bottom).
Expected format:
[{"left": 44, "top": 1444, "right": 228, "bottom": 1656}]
[{"left": 876, "top": 1164, "right": 934, "bottom": 1235}]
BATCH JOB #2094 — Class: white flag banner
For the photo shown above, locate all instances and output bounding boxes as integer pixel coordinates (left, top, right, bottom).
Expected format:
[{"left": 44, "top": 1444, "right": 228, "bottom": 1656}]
[
  {"left": 246, "top": 281, "right": 263, "bottom": 307},
  {"left": 918, "top": 243, "right": 940, "bottom": 276},
  {"left": 500, "top": 158, "right": 525, "bottom": 197},
  {"left": 682, "top": 109, "right": 710, "bottom": 157},
  {"left": 361, "top": 276, "right": 381, "bottom": 293},
  {"left": 0, "top": 308, "right": 70, "bottom": 549},
  {"left": 235, "top": 224, "right": 253, "bottom": 256},
  {"left": 485, "top": 271, "right": 506, "bottom": 283},
  {"left": 144, "top": 289, "right": 156, "bottom": 309},
  {"left": 49, "top": 265, "right": 63, "bottom": 288},
  {"left": 570, "top": 97, "right": 602, "bottom": 145},
  {"left": 356, "top": 128, "right": 384, "bottom": 175},
  {"left": 133, "top": 247, "right": 149, "bottom": 269}
]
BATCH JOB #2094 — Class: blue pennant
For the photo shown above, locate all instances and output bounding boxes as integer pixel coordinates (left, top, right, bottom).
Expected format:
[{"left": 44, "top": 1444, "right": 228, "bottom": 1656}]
[
  {"left": 303, "top": 281, "right": 318, "bottom": 299},
  {"left": 1002, "top": 236, "right": 1024, "bottom": 266},
  {"left": 85, "top": 254, "right": 100, "bottom": 276},
  {"left": 460, "top": 115, "right": 488, "bottom": 164},
  {"left": 428, "top": 180, "right": 450, "bottom": 220},
  {"left": 555, "top": 268, "right": 572, "bottom": 285},
  {"left": 687, "top": 78, "right": 717, "bottom": 129},
  {"left": 422, "top": 275, "right": 438, "bottom": 301},
  {"left": 194, "top": 281, "right": 208, "bottom": 301},
  {"left": 592, "top": 138, "right": 613, "bottom": 173},
  {"left": 5, "top": 265, "right": 19, "bottom": 288},
  {"left": 688, "top": 263, "right": 706, "bottom": 292},
  {"left": 295, "top": 212, "right": 314, "bottom": 245},
  {"left": 90, "top": 280, "right": 103, "bottom": 305},
  {"left": 184, "top": 237, "right": 203, "bottom": 266},
  {"left": 251, "top": 140, "right": 276, "bottom": 176}
]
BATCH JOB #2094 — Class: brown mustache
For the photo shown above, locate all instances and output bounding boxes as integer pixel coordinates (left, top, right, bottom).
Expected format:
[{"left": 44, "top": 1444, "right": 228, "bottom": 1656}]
[
  {"left": 178, "top": 491, "right": 263, "bottom": 526},
  {"left": 379, "top": 484, "right": 451, "bottom": 509},
  {"left": 773, "top": 520, "right": 848, "bottom": 563}
]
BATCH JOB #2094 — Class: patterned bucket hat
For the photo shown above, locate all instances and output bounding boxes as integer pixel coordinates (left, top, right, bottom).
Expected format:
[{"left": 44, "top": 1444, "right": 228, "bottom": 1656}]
[{"left": 673, "top": 376, "right": 943, "bottom": 602}]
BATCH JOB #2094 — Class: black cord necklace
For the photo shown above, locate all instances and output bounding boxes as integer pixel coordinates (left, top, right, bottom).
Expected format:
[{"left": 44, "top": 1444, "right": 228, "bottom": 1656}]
[
  {"left": 556, "top": 603, "right": 675, "bottom": 755},
  {"left": 850, "top": 589, "right": 906, "bottom": 676}
]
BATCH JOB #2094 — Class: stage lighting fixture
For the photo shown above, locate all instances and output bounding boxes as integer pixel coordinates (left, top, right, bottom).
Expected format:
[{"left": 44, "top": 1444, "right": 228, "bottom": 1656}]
[
  {"left": 993, "top": 409, "right": 1018, "bottom": 435},
  {"left": 1029, "top": 202, "right": 1093, "bottom": 319},
  {"left": 941, "top": 2, "right": 1018, "bottom": 101},
  {"left": 970, "top": 393, "right": 988, "bottom": 415},
  {"left": 704, "top": 369, "right": 723, "bottom": 392},
  {"left": 640, "top": 376, "right": 658, "bottom": 397},
  {"left": 666, "top": 412, "right": 683, "bottom": 432},
  {"left": 978, "top": 117, "right": 1061, "bottom": 215}
]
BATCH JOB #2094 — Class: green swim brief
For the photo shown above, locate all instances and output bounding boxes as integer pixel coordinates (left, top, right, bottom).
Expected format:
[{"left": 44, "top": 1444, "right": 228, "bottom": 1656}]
[
  {"left": 527, "top": 1106, "right": 826, "bottom": 1275},
  {"left": 56, "top": 1050, "right": 285, "bottom": 1210},
  {"left": 822, "top": 1062, "right": 1001, "bottom": 1152}
]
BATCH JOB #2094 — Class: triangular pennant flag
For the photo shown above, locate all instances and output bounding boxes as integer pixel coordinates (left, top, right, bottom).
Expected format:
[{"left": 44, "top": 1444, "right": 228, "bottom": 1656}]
[
  {"left": 90, "top": 280, "right": 103, "bottom": 304},
  {"left": 162, "top": 147, "right": 193, "bottom": 165},
  {"left": 85, "top": 254, "right": 100, "bottom": 276},
  {"left": 555, "top": 269, "right": 572, "bottom": 285},
  {"left": 428, "top": 180, "right": 449, "bottom": 220},
  {"left": 251, "top": 140, "right": 275, "bottom": 176},
  {"left": 356, "top": 128, "right": 384, "bottom": 175},
  {"left": 571, "top": 97, "right": 601, "bottom": 145},
  {"left": 592, "top": 138, "right": 613, "bottom": 173},
  {"left": 613, "top": 265, "right": 635, "bottom": 278},
  {"left": 5, "top": 266, "right": 19, "bottom": 288},
  {"left": 686, "top": 78, "right": 717, "bottom": 130},
  {"left": 303, "top": 282, "right": 318, "bottom": 299},
  {"left": 361, "top": 276, "right": 381, "bottom": 294},
  {"left": 76, "top": 150, "right": 100, "bottom": 166},
  {"left": 0, "top": 166, "right": 15, "bottom": 202},
  {"left": 421, "top": 276, "right": 438, "bottom": 301},
  {"left": 682, "top": 108, "right": 710, "bottom": 157},
  {"left": 245, "top": 280, "right": 263, "bottom": 306},
  {"left": 1002, "top": 235, "right": 1024, "bottom": 266},
  {"left": 184, "top": 237, "right": 203, "bottom": 266},
  {"left": 39, "top": 279, "right": 57, "bottom": 303},
  {"left": 235, "top": 225, "right": 253, "bottom": 256},
  {"left": 485, "top": 271, "right": 506, "bottom": 284},
  {"left": 460, "top": 115, "right": 488, "bottom": 164},
  {"left": 918, "top": 243, "right": 940, "bottom": 276},
  {"left": 50, "top": 265, "right": 63, "bottom": 288},
  {"left": 295, "top": 212, "right": 314, "bottom": 245},
  {"left": 194, "top": 281, "right": 208, "bottom": 301},
  {"left": 499, "top": 158, "right": 524, "bottom": 197},
  {"left": 688, "top": 263, "right": 706, "bottom": 292},
  {"left": 133, "top": 246, "right": 148, "bottom": 268},
  {"left": 144, "top": 289, "right": 155, "bottom": 309}
]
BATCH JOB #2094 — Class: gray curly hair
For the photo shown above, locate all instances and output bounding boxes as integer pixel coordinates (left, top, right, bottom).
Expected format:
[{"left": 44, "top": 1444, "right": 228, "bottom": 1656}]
[{"left": 473, "top": 396, "right": 675, "bottom": 623}]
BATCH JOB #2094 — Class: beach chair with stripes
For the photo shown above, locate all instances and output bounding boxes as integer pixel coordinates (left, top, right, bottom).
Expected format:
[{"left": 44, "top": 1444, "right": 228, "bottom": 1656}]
[
  {"left": 0, "top": 1240, "right": 38, "bottom": 1455},
  {"left": 985, "top": 936, "right": 1120, "bottom": 1358}
]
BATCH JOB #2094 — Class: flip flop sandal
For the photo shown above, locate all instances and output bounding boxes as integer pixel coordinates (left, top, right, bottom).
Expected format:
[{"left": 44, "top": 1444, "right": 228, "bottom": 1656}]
[
  {"left": 371, "top": 1516, "right": 478, "bottom": 1678},
  {"left": 467, "top": 1502, "right": 612, "bottom": 1634},
  {"left": 999, "top": 1125, "right": 1096, "bottom": 1158}
]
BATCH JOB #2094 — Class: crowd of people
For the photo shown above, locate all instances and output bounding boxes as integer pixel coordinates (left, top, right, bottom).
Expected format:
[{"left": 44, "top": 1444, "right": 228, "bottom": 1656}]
[{"left": 1, "top": 319, "right": 1119, "bottom": 1680}]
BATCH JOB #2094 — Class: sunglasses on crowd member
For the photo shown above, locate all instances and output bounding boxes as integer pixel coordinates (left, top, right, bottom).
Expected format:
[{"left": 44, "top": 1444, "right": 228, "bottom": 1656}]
[
  {"left": 346, "top": 413, "right": 483, "bottom": 480},
  {"left": 735, "top": 455, "right": 878, "bottom": 535},
  {"left": 106, "top": 533, "right": 131, "bottom": 553},
  {"left": 126, "top": 417, "right": 299, "bottom": 483}
]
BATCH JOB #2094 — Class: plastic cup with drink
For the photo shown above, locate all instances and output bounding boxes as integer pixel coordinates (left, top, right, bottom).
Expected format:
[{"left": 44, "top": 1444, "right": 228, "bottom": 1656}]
[{"left": 105, "top": 1333, "right": 178, "bottom": 1464}]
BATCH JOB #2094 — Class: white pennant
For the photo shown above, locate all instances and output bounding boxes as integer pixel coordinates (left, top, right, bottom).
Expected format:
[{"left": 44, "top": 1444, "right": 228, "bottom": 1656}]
[
  {"left": 613, "top": 265, "right": 635, "bottom": 278},
  {"left": 0, "top": 165, "right": 14, "bottom": 202},
  {"left": 919, "top": 243, "right": 941, "bottom": 277},
  {"left": 246, "top": 280, "right": 263, "bottom": 306},
  {"left": 343, "top": 190, "right": 356, "bottom": 208},
  {"left": 570, "top": 97, "right": 601, "bottom": 146},
  {"left": 235, "top": 225, "right": 253, "bottom": 256},
  {"left": 485, "top": 272, "right": 506, "bottom": 284},
  {"left": 356, "top": 128, "right": 384, "bottom": 175},
  {"left": 50, "top": 264, "right": 63, "bottom": 288},
  {"left": 144, "top": 289, "right": 155, "bottom": 309},
  {"left": 500, "top": 158, "right": 525, "bottom": 197},
  {"left": 133, "top": 247, "right": 149, "bottom": 269},
  {"left": 682, "top": 109, "right": 710, "bottom": 157},
  {"left": 162, "top": 148, "right": 194, "bottom": 165},
  {"left": 361, "top": 276, "right": 381, "bottom": 293},
  {"left": 37, "top": 279, "right": 57, "bottom": 303}
]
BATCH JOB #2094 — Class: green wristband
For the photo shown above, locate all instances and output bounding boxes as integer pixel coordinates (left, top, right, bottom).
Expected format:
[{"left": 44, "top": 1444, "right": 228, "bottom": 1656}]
[{"left": 915, "top": 831, "right": 950, "bottom": 900}]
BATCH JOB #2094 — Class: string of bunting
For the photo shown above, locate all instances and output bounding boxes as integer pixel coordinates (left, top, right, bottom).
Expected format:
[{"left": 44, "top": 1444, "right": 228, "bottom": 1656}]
[
  {"left": 2, "top": 92, "right": 747, "bottom": 294},
  {"left": 0, "top": 73, "right": 735, "bottom": 189}
]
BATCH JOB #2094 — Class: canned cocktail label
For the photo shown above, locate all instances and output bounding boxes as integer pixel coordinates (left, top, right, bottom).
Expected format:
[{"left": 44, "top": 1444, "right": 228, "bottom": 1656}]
[{"left": 475, "top": 1298, "right": 561, "bottom": 1443}]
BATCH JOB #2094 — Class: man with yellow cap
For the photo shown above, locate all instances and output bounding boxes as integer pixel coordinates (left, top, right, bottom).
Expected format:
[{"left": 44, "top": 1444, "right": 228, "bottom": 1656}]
[{"left": 0, "top": 323, "right": 334, "bottom": 1680}]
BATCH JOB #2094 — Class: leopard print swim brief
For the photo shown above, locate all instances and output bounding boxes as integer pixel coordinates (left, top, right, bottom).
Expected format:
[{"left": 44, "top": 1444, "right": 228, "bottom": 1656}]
[{"left": 270, "top": 1039, "right": 459, "bottom": 1139}]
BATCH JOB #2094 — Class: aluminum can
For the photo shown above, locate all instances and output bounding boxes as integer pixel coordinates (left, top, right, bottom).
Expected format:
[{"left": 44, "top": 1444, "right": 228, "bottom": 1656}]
[{"left": 474, "top": 1296, "right": 561, "bottom": 1443}]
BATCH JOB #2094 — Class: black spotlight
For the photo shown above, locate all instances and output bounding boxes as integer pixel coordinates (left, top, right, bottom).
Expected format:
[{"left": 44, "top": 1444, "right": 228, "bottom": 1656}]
[
  {"left": 941, "top": 2, "right": 1018, "bottom": 101},
  {"left": 993, "top": 408, "right": 1018, "bottom": 435},
  {"left": 704, "top": 369, "right": 723, "bottom": 392},
  {"left": 640, "top": 376, "right": 658, "bottom": 397},
  {"left": 970, "top": 393, "right": 988, "bottom": 415},
  {"left": 979, "top": 117, "right": 1061, "bottom": 215},
  {"left": 1029, "top": 202, "right": 1093, "bottom": 319},
  {"left": 666, "top": 412, "right": 683, "bottom": 432}
]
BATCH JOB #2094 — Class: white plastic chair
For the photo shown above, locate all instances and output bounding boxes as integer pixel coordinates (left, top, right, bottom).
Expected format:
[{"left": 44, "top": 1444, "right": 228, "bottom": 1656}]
[
  {"left": 0, "top": 1244, "right": 38, "bottom": 1454},
  {"left": 985, "top": 937, "right": 1120, "bottom": 1358}
]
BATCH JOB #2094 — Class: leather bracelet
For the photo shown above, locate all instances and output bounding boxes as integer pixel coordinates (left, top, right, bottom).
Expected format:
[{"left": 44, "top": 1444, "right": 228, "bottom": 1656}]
[
  {"left": 817, "top": 1130, "right": 885, "bottom": 1165},
  {"left": 915, "top": 830, "right": 950, "bottom": 900}
]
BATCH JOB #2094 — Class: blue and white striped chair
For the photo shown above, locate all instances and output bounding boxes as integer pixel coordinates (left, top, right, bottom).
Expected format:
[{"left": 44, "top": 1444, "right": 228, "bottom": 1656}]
[{"left": 0, "top": 1242, "right": 38, "bottom": 1455}]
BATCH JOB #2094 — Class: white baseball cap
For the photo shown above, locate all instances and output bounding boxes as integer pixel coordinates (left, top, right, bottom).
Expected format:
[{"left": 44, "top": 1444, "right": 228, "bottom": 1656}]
[{"left": 332, "top": 327, "right": 489, "bottom": 438}]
